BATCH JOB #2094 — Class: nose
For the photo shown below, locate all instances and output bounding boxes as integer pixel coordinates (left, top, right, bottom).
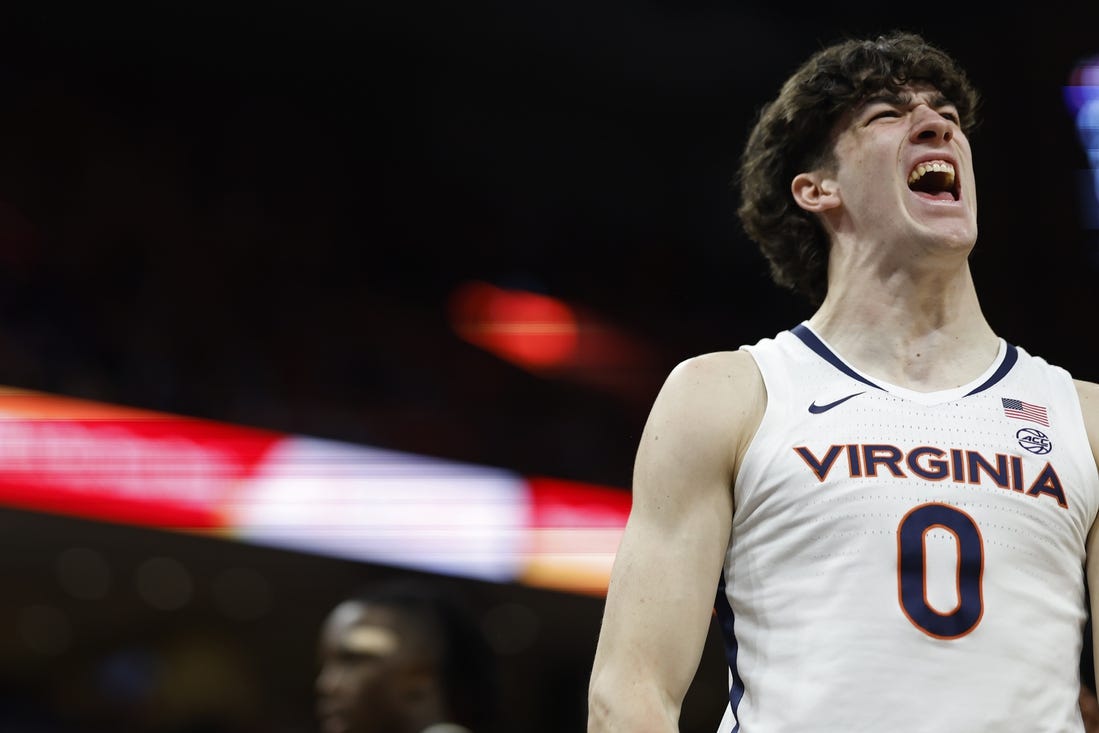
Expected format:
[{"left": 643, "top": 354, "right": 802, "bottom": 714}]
[{"left": 910, "top": 106, "right": 953, "bottom": 144}]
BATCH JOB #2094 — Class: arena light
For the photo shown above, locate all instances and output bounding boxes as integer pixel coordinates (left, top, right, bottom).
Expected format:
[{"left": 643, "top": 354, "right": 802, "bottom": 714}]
[
  {"left": 521, "top": 476, "right": 631, "bottom": 595},
  {"left": 1065, "top": 54, "right": 1099, "bottom": 231},
  {"left": 0, "top": 385, "right": 628, "bottom": 595},
  {"left": 448, "top": 280, "right": 579, "bottom": 369},
  {"left": 448, "top": 279, "right": 659, "bottom": 404}
]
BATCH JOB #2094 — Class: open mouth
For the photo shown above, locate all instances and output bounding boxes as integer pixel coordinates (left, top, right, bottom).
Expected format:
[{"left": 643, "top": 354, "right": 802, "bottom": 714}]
[{"left": 907, "top": 160, "right": 958, "bottom": 201}]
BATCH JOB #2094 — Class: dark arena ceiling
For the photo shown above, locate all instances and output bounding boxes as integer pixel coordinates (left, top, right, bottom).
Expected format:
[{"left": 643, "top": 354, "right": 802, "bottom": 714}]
[
  {"left": 0, "top": 3, "right": 1093, "bottom": 491},
  {"left": 0, "top": 3, "right": 1096, "bottom": 731}
]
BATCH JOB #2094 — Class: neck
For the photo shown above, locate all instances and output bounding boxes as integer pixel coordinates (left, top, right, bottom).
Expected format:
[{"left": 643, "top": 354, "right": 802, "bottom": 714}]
[{"left": 807, "top": 260, "right": 999, "bottom": 391}]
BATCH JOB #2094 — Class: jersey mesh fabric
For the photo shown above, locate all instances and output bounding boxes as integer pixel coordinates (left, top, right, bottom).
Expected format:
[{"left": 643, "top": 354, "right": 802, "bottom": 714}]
[{"left": 715, "top": 325, "right": 1099, "bottom": 733}]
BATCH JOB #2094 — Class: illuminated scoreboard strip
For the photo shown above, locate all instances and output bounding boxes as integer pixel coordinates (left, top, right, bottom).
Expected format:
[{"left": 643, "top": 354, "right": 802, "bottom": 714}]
[{"left": 0, "top": 386, "right": 629, "bottom": 596}]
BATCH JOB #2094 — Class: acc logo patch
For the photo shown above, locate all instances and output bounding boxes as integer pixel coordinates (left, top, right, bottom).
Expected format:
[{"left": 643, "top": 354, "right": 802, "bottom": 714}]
[{"left": 1016, "top": 427, "right": 1052, "bottom": 455}]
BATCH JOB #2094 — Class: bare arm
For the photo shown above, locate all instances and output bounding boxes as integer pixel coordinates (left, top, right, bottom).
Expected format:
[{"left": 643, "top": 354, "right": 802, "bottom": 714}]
[
  {"left": 588, "top": 351, "right": 764, "bottom": 732},
  {"left": 1078, "top": 380, "right": 1099, "bottom": 694}
]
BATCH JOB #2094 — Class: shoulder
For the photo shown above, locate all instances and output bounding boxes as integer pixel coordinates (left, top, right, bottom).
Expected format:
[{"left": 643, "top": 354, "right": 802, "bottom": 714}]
[
  {"left": 1075, "top": 378, "right": 1099, "bottom": 400},
  {"left": 659, "top": 349, "right": 764, "bottom": 416},
  {"left": 645, "top": 349, "right": 765, "bottom": 470},
  {"left": 1075, "top": 379, "right": 1099, "bottom": 418},
  {"left": 1074, "top": 379, "right": 1099, "bottom": 463},
  {"left": 667, "top": 348, "right": 762, "bottom": 388}
]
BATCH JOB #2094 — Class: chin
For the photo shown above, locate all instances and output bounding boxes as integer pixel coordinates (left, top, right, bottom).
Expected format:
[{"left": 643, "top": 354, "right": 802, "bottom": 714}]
[{"left": 917, "top": 224, "right": 976, "bottom": 251}]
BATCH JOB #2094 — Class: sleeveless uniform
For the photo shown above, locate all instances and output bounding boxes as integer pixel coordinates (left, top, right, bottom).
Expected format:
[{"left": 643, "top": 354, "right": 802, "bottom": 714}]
[{"left": 715, "top": 323, "right": 1099, "bottom": 732}]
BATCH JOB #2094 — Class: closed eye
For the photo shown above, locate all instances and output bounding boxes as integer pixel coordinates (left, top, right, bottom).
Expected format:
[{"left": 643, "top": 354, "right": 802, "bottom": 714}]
[{"left": 867, "top": 109, "right": 901, "bottom": 123}]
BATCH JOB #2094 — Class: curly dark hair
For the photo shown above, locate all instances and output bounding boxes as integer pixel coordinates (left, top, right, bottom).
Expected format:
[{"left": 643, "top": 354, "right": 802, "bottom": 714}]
[{"left": 736, "top": 31, "right": 981, "bottom": 305}]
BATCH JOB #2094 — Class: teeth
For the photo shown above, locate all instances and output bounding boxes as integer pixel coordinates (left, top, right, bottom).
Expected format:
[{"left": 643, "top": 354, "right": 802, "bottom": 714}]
[{"left": 908, "top": 160, "right": 956, "bottom": 187}]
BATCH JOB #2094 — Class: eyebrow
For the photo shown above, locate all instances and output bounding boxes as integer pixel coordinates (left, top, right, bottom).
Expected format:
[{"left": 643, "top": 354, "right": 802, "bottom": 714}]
[{"left": 862, "top": 89, "right": 954, "bottom": 111}]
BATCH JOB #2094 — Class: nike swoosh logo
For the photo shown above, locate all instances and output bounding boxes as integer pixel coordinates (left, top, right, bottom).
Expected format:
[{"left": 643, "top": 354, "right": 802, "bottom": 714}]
[{"left": 808, "top": 392, "right": 864, "bottom": 414}]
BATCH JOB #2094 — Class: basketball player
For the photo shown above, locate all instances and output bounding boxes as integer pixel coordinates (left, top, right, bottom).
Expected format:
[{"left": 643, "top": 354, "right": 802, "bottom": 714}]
[
  {"left": 316, "top": 578, "right": 497, "bottom": 733},
  {"left": 587, "top": 30, "right": 1099, "bottom": 731}
]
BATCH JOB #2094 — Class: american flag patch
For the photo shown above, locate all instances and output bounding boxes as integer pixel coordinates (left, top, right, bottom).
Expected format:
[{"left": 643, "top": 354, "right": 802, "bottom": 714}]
[{"left": 1001, "top": 397, "right": 1049, "bottom": 427}]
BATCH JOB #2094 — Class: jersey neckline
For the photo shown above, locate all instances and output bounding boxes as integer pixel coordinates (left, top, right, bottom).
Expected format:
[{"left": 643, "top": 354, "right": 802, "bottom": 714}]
[{"left": 790, "top": 322, "right": 1017, "bottom": 406}]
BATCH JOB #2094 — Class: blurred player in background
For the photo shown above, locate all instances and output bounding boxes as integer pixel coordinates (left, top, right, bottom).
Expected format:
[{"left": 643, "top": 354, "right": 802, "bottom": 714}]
[{"left": 316, "top": 578, "right": 498, "bottom": 733}]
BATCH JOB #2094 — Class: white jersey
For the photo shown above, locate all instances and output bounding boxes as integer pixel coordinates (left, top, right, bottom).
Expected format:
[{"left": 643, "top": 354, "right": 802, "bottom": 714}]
[{"left": 716, "top": 323, "right": 1099, "bottom": 733}]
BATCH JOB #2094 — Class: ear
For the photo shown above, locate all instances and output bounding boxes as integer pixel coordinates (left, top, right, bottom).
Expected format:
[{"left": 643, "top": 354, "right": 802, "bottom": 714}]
[
  {"left": 399, "top": 666, "right": 438, "bottom": 702},
  {"left": 791, "top": 172, "right": 840, "bottom": 213}
]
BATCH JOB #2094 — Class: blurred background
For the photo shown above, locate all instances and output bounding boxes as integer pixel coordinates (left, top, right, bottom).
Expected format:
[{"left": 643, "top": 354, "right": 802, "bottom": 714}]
[{"left": 0, "top": 1, "right": 1097, "bottom": 731}]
